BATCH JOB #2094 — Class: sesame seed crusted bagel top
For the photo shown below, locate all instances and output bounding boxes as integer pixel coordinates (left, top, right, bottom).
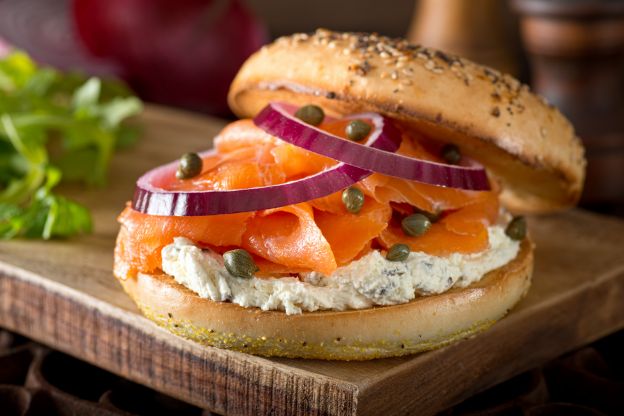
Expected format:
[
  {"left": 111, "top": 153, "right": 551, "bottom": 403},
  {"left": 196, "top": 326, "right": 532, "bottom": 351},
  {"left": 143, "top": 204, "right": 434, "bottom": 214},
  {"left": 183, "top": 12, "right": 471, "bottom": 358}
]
[{"left": 228, "top": 29, "right": 586, "bottom": 214}]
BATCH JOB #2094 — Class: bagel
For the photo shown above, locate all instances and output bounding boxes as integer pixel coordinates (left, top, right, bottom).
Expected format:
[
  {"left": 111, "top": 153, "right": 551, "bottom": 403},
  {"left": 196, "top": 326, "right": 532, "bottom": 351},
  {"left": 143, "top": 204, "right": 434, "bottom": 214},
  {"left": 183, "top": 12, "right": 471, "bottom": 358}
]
[
  {"left": 114, "top": 30, "right": 585, "bottom": 360},
  {"left": 115, "top": 239, "right": 532, "bottom": 360}
]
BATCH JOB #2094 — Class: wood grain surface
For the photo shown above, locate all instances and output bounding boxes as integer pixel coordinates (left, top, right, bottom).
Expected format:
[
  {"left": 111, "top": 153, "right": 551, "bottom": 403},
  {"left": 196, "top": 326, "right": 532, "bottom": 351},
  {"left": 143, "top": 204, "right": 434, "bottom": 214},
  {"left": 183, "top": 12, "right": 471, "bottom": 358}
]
[{"left": 0, "top": 106, "right": 623, "bottom": 416}]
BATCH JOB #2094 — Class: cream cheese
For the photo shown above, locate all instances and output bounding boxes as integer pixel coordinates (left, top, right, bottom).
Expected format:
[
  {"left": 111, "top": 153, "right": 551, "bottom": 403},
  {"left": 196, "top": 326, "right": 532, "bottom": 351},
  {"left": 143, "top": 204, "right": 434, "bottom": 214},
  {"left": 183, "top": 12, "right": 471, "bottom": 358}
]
[{"left": 161, "top": 226, "right": 520, "bottom": 315}]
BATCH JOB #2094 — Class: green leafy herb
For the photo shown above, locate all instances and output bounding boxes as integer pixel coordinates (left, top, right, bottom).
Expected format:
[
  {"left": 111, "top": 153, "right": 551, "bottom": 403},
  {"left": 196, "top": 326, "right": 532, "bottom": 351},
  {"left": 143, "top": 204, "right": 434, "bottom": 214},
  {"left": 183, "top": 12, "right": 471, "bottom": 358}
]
[{"left": 0, "top": 51, "right": 142, "bottom": 239}]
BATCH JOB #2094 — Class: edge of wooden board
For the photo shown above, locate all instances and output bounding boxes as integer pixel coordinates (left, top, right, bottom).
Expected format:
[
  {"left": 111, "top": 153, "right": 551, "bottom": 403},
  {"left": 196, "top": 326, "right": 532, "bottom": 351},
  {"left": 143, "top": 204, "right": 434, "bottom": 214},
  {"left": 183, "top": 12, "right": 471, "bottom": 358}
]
[{"left": 357, "top": 257, "right": 624, "bottom": 415}]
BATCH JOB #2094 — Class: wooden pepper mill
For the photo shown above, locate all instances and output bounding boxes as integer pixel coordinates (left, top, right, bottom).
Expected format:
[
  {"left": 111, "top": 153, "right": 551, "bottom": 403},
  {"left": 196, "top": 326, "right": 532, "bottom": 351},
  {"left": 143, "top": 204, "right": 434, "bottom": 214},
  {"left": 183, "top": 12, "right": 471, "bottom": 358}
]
[
  {"left": 512, "top": 0, "right": 624, "bottom": 209},
  {"left": 407, "top": 0, "right": 521, "bottom": 76}
]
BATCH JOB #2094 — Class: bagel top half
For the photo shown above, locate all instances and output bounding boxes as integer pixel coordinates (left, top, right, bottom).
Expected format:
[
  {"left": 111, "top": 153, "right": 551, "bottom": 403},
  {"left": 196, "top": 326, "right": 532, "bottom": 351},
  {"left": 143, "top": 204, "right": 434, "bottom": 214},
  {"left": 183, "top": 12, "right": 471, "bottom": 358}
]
[{"left": 228, "top": 29, "right": 586, "bottom": 214}]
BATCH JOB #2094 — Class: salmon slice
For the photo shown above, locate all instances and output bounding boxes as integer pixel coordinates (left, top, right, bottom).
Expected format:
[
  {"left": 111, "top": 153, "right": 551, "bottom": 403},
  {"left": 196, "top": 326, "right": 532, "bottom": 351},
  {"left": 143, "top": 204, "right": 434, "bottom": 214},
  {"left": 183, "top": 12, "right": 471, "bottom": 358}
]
[
  {"left": 214, "top": 119, "right": 277, "bottom": 153},
  {"left": 241, "top": 203, "right": 337, "bottom": 275},
  {"left": 271, "top": 143, "right": 335, "bottom": 179},
  {"left": 379, "top": 222, "right": 489, "bottom": 256},
  {"left": 315, "top": 197, "right": 391, "bottom": 265},
  {"left": 441, "top": 192, "right": 499, "bottom": 236},
  {"left": 254, "top": 257, "right": 311, "bottom": 277},
  {"left": 309, "top": 190, "right": 346, "bottom": 214},
  {"left": 116, "top": 206, "right": 253, "bottom": 277}
]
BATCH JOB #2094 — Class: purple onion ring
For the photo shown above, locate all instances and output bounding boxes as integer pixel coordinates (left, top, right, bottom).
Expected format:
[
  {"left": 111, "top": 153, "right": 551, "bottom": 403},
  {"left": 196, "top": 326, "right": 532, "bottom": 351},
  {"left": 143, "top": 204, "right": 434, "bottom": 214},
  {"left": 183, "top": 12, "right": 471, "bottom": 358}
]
[
  {"left": 254, "top": 102, "right": 490, "bottom": 191},
  {"left": 132, "top": 111, "right": 399, "bottom": 216}
]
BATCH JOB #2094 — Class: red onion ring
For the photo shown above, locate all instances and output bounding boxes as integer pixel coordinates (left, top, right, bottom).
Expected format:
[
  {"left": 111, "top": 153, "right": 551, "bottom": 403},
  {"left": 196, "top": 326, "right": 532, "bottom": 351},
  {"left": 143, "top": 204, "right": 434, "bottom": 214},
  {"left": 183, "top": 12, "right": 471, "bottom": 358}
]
[
  {"left": 132, "top": 112, "right": 400, "bottom": 216},
  {"left": 253, "top": 102, "right": 490, "bottom": 191}
]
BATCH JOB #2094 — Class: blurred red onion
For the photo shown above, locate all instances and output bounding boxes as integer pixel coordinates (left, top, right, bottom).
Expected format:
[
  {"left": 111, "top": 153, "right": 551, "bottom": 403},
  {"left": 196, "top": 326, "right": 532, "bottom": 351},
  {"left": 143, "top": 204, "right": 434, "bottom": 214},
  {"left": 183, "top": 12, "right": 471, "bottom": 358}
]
[
  {"left": 0, "top": 37, "right": 11, "bottom": 58},
  {"left": 72, "top": 0, "right": 268, "bottom": 115}
]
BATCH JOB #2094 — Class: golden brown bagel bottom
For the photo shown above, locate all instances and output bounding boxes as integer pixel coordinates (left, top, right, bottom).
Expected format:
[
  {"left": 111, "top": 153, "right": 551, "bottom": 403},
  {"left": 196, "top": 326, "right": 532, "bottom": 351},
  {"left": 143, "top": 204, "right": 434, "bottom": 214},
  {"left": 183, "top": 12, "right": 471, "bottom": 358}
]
[{"left": 115, "top": 239, "right": 533, "bottom": 360}]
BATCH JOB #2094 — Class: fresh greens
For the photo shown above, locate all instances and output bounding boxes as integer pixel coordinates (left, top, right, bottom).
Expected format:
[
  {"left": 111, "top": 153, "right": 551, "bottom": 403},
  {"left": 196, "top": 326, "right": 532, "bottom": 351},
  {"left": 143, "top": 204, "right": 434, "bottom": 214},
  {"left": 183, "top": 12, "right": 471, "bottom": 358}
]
[{"left": 0, "top": 51, "right": 142, "bottom": 239}]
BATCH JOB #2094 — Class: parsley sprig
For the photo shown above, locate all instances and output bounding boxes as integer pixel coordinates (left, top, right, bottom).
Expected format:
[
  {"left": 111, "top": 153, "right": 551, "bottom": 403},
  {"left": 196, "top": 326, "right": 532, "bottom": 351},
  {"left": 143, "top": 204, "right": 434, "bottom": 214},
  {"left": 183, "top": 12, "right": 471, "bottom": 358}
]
[{"left": 0, "top": 52, "right": 142, "bottom": 239}]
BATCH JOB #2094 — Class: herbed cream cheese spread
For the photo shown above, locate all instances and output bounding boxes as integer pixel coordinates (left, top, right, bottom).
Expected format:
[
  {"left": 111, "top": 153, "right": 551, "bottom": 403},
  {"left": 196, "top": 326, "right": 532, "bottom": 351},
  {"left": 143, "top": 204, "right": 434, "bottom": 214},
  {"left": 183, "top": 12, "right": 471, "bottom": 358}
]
[{"left": 161, "top": 226, "right": 519, "bottom": 315}]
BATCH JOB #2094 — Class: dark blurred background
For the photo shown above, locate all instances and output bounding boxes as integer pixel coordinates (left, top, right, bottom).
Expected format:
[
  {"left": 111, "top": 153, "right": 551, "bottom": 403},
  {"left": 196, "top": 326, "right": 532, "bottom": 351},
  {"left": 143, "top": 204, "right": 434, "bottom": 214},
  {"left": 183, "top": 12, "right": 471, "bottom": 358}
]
[{"left": 0, "top": 0, "right": 622, "bottom": 213}]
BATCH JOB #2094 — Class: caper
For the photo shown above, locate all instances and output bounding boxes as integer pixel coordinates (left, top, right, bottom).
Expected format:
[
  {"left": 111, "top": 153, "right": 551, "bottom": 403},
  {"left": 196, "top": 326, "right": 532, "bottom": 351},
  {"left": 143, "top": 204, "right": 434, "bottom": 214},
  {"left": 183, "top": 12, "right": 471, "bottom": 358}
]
[
  {"left": 505, "top": 216, "right": 527, "bottom": 241},
  {"left": 346, "top": 119, "right": 371, "bottom": 141},
  {"left": 176, "top": 152, "right": 203, "bottom": 179},
  {"left": 294, "top": 104, "right": 324, "bottom": 126},
  {"left": 441, "top": 144, "right": 461, "bottom": 165},
  {"left": 386, "top": 244, "right": 410, "bottom": 262},
  {"left": 223, "top": 249, "right": 259, "bottom": 279},
  {"left": 342, "top": 187, "right": 365, "bottom": 214},
  {"left": 401, "top": 213, "right": 432, "bottom": 237}
]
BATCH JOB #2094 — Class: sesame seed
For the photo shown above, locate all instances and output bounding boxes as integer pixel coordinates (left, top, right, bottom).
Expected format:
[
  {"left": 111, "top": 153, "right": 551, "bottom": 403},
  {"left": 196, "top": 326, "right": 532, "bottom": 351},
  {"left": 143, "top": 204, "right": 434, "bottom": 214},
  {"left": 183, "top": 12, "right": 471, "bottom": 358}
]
[
  {"left": 435, "top": 50, "right": 454, "bottom": 65},
  {"left": 484, "top": 67, "right": 500, "bottom": 83}
]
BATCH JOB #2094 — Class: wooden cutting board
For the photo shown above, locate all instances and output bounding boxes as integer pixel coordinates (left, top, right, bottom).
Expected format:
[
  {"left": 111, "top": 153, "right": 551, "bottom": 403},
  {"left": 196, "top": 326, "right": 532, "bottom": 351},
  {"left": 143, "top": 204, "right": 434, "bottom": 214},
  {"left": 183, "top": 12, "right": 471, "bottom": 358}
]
[{"left": 0, "top": 106, "right": 623, "bottom": 416}]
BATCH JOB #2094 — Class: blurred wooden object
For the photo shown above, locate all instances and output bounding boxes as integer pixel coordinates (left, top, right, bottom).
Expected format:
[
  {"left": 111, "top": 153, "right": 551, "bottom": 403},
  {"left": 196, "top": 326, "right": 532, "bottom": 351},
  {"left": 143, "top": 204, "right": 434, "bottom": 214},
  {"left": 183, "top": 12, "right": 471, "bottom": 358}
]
[
  {"left": 407, "top": 0, "right": 520, "bottom": 75},
  {"left": 513, "top": 0, "right": 624, "bottom": 208}
]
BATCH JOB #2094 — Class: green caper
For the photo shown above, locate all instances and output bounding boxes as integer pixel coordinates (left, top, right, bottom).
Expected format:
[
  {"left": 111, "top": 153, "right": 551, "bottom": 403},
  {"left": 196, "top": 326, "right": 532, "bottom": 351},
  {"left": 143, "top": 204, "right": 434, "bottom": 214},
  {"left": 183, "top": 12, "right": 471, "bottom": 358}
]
[
  {"left": 346, "top": 119, "right": 372, "bottom": 141},
  {"left": 401, "top": 213, "right": 432, "bottom": 237},
  {"left": 223, "top": 249, "right": 259, "bottom": 279},
  {"left": 441, "top": 144, "right": 461, "bottom": 165},
  {"left": 294, "top": 104, "right": 324, "bottom": 126},
  {"left": 176, "top": 152, "right": 203, "bottom": 179},
  {"left": 386, "top": 244, "right": 410, "bottom": 262},
  {"left": 505, "top": 216, "right": 527, "bottom": 241},
  {"left": 342, "top": 187, "right": 365, "bottom": 214}
]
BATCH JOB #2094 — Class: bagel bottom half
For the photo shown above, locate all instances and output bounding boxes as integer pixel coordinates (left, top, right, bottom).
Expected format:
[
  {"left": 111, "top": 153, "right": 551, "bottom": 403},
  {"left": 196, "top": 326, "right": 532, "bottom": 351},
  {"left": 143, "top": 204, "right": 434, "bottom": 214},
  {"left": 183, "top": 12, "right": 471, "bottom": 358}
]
[{"left": 115, "top": 239, "right": 533, "bottom": 360}]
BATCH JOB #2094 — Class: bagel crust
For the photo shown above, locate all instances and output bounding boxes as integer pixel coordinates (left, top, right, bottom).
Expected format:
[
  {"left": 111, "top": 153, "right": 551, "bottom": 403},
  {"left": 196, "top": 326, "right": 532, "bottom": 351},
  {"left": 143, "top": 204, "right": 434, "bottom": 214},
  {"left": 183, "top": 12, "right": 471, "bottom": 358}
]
[
  {"left": 228, "top": 30, "right": 586, "bottom": 214},
  {"left": 115, "top": 239, "right": 533, "bottom": 360}
]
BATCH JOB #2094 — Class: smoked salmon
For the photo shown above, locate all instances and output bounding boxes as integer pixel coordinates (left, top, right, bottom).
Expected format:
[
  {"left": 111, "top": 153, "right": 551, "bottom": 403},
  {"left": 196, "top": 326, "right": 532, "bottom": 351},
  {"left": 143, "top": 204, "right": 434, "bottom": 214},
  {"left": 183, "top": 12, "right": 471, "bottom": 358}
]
[{"left": 116, "top": 116, "right": 499, "bottom": 278}]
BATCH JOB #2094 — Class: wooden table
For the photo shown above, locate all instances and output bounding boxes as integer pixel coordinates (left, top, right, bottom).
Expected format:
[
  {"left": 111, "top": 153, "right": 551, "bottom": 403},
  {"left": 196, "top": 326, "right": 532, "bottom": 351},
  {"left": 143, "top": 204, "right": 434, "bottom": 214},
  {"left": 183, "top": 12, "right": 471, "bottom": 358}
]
[{"left": 0, "top": 106, "right": 623, "bottom": 416}]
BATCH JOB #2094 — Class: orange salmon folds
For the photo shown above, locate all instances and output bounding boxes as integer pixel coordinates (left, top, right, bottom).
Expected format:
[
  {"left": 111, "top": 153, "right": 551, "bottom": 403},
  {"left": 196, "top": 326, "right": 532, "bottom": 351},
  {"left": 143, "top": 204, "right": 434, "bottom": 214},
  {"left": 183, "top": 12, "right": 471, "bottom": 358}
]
[{"left": 116, "top": 117, "right": 499, "bottom": 277}]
